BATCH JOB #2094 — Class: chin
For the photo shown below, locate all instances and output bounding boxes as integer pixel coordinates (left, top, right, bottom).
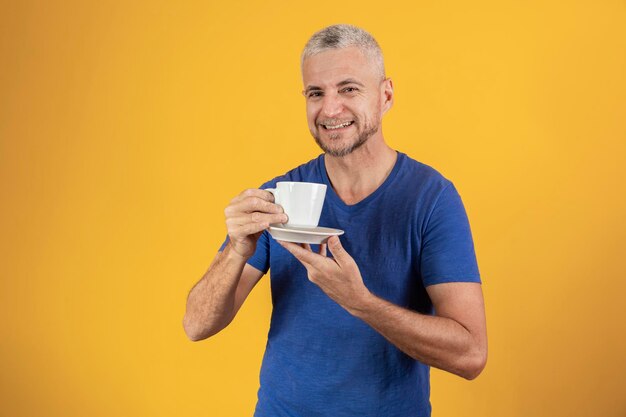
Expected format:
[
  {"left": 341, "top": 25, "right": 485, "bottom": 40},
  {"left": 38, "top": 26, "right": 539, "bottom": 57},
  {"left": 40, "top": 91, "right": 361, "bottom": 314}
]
[{"left": 323, "top": 140, "right": 366, "bottom": 158}]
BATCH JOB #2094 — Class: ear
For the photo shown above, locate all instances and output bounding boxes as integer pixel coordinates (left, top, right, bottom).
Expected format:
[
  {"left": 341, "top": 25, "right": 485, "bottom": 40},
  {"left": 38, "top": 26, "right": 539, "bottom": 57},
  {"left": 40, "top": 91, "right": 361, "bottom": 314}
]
[{"left": 381, "top": 78, "right": 394, "bottom": 115}]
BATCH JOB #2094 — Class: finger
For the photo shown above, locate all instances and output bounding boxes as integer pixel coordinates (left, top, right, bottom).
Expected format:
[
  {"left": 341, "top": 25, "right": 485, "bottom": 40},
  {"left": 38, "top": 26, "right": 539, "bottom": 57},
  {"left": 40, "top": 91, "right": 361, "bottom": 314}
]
[
  {"left": 327, "top": 236, "right": 351, "bottom": 267},
  {"left": 230, "top": 189, "right": 277, "bottom": 205},
  {"left": 278, "top": 241, "right": 320, "bottom": 269},
  {"left": 245, "top": 188, "right": 276, "bottom": 202},
  {"left": 232, "top": 221, "right": 270, "bottom": 237},
  {"left": 242, "top": 196, "right": 284, "bottom": 214},
  {"left": 230, "top": 188, "right": 273, "bottom": 204},
  {"left": 227, "top": 197, "right": 285, "bottom": 216},
  {"left": 227, "top": 212, "right": 288, "bottom": 230},
  {"left": 279, "top": 242, "right": 315, "bottom": 270},
  {"left": 303, "top": 243, "right": 312, "bottom": 252},
  {"left": 318, "top": 243, "right": 327, "bottom": 257},
  {"left": 245, "top": 211, "right": 287, "bottom": 225}
]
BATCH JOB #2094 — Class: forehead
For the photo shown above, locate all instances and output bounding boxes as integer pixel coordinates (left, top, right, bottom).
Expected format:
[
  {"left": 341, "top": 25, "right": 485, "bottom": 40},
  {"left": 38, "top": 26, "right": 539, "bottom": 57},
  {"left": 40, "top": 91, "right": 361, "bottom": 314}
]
[{"left": 302, "top": 47, "right": 378, "bottom": 87}]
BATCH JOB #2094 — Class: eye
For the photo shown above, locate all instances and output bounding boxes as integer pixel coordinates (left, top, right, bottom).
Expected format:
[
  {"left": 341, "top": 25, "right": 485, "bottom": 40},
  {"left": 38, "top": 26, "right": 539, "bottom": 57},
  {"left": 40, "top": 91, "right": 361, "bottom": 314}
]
[
  {"left": 307, "top": 91, "right": 322, "bottom": 98},
  {"left": 341, "top": 87, "right": 358, "bottom": 93}
]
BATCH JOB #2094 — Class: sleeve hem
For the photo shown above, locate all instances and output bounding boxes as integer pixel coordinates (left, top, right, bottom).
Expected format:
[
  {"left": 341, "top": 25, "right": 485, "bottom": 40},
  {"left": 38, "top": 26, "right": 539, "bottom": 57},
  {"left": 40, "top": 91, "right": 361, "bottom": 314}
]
[
  {"left": 246, "top": 257, "right": 269, "bottom": 274},
  {"left": 423, "top": 275, "right": 481, "bottom": 287}
]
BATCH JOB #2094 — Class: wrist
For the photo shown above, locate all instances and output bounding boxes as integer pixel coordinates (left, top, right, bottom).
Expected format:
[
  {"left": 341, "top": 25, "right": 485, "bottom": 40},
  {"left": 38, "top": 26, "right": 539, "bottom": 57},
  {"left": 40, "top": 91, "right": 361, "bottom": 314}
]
[
  {"left": 224, "top": 241, "right": 250, "bottom": 264},
  {"left": 346, "top": 288, "right": 378, "bottom": 318}
]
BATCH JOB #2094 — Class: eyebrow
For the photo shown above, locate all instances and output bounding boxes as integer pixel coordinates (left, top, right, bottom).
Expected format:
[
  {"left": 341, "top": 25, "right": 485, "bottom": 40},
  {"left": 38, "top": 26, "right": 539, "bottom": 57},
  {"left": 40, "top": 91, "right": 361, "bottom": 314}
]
[{"left": 305, "top": 78, "right": 365, "bottom": 94}]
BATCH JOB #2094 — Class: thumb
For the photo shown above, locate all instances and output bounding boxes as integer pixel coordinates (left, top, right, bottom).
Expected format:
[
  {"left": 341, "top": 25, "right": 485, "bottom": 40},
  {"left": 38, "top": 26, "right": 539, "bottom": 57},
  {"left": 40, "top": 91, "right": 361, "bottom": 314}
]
[{"left": 327, "top": 236, "right": 350, "bottom": 266}]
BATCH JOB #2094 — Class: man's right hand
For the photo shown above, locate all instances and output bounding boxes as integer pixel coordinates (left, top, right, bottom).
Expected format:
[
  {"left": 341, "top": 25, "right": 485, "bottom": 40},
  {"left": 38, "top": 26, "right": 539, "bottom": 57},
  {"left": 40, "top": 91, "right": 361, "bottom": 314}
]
[{"left": 224, "top": 188, "right": 288, "bottom": 260}]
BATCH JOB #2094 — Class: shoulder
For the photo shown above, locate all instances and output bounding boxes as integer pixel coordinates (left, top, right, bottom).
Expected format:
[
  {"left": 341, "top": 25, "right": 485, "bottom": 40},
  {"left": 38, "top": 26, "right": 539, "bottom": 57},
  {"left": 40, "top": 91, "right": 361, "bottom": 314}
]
[
  {"left": 395, "top": 152, "right": 454, "bottom": 200},
  {"left": 257, "top": 154, "right": 324, "bottom": 189}
]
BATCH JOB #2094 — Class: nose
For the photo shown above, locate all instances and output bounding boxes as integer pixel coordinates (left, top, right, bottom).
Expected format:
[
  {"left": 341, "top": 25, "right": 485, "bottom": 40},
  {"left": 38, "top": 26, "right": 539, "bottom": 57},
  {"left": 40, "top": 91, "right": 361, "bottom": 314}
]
[{"left": 321, "top": 92, "right": 343, "bottom": 118}]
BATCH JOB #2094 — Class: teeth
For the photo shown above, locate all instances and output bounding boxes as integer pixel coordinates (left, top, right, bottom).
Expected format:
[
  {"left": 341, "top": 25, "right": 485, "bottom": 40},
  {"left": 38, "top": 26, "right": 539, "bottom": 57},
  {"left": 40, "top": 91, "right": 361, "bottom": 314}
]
[{"left": 324, "top": 121, "right": 352, "bottom": 130}]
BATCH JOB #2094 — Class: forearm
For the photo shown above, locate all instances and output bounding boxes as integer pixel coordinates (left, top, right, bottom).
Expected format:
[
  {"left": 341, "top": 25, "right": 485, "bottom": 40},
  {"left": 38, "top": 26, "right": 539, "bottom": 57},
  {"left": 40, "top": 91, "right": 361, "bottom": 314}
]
[
  {"left": 183, "top": 242, "right": 248, "bottom": 341},
  {"left": 349, "top": 294, "right": 486, "bottom": 380}
]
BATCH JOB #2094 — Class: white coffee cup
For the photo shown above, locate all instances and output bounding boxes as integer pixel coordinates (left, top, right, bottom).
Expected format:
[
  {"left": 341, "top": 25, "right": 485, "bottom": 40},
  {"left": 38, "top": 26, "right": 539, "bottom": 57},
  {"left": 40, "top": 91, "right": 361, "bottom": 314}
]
[{"left": 265, "top": 182, "right": 327, "bottom": 228}]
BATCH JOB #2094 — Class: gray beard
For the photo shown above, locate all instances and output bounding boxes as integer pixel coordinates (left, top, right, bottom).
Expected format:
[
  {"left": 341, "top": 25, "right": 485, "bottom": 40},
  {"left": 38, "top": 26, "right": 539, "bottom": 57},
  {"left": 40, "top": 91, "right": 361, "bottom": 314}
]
[{"left": 313, "top": 122, "right": 379, "bottom": 157}]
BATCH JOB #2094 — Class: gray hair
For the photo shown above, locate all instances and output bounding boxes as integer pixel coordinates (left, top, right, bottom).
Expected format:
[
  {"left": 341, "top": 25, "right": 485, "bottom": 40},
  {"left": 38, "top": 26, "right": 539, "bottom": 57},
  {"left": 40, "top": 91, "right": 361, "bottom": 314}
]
[{"left": 301, "top": 24, "right": 385, "bottom": 80}]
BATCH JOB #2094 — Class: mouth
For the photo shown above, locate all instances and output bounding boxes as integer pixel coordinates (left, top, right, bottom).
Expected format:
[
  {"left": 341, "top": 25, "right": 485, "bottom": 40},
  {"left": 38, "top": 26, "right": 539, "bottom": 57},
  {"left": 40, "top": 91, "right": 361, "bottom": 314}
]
[{"left": 320, "top": 121, "right": 354, "bottom": 130}]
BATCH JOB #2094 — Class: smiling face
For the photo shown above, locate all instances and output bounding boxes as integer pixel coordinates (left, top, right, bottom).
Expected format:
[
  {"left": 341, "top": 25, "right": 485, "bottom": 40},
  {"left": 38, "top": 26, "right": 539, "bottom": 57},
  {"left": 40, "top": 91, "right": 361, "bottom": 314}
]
[{"left": 302, "top": 47, "right": 393, "bottom": 157}]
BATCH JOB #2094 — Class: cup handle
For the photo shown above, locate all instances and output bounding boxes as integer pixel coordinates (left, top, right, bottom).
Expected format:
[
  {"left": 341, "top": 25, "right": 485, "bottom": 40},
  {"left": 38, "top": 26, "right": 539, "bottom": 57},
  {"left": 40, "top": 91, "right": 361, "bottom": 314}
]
[{"left": 264, "top": 188, "right": 277, "bottom": 202}]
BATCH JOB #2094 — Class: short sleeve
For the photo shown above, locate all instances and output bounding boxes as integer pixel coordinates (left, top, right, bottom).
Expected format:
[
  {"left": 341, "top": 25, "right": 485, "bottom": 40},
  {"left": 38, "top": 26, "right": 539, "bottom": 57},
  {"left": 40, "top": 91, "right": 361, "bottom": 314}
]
[
  {"left": 219, "top": 231, "right": 271, "bottom": 274},
  {"left": 420, "top": 183, "right": 481, "bottom": 286}
]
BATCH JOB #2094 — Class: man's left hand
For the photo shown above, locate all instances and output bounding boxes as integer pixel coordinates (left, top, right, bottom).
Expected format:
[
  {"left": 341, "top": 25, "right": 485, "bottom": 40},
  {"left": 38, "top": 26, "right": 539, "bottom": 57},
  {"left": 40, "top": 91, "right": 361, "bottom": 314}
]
[{"left": 278, "top": 236, "right": 371, "bottom": 312}]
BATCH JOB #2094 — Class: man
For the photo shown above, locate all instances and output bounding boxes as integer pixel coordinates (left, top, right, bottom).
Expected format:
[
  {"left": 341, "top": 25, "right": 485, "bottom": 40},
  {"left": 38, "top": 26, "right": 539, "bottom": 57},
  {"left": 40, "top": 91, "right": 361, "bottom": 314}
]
[{"left": 183, "top": 24, "right": 487, "bottom": 417}]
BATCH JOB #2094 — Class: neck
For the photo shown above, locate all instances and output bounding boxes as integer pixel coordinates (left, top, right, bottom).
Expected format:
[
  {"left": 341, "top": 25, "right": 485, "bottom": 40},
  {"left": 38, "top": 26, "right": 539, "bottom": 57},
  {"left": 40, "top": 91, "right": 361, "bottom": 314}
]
[{"left": 324, "top": 134, "right": 397, "bottom": 205}]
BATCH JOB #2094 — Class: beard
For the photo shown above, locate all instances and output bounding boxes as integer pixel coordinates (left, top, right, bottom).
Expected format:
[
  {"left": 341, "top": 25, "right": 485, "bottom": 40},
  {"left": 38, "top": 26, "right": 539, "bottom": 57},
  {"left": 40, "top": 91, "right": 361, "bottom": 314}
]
[{"left": 312, "top": 118, "right": 380, "bottom": 158}]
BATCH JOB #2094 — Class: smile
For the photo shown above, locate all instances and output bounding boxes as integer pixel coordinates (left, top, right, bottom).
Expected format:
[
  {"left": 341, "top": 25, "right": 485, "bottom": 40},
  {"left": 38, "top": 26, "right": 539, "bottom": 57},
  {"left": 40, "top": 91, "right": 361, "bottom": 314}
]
[{"left": 322, "top": 121, "right": 354, "bottom": 130}]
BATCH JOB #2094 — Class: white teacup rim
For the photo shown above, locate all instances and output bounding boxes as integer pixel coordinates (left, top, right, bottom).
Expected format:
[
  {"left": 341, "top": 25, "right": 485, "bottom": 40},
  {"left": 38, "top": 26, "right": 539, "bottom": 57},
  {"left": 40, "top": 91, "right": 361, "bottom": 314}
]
[{"left": 275, "top": 181, "right": 327, "bottom": 187}]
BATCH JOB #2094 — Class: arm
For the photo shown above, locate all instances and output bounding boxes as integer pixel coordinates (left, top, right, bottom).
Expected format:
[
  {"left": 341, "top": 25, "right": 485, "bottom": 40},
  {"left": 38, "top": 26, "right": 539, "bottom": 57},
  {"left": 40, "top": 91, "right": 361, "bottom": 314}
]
[
  {"left": 183, "top": 188, "right": 287, "bottom": 341},
  {"left": 183, "top": 244, "right": 264, "bottom": 341},
  {"left": 350, "top": 282, "right": 487, "bottom": 380},
  {"left": 278, "top": 237, "right": 487, "bottom": 380}
]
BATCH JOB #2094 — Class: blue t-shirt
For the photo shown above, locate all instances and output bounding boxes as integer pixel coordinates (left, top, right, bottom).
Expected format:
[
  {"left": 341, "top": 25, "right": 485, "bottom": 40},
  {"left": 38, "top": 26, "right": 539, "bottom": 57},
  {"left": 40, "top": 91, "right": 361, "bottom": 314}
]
[{"left": 220, "top": 151, "right": 480, "bottom": 417}]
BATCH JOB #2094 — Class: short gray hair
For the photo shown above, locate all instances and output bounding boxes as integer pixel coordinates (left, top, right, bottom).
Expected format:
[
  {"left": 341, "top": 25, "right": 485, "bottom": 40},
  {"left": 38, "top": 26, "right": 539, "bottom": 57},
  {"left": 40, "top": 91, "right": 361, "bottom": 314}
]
[{"left": 301, "top": 24, "right": 385, "bottom": 80}]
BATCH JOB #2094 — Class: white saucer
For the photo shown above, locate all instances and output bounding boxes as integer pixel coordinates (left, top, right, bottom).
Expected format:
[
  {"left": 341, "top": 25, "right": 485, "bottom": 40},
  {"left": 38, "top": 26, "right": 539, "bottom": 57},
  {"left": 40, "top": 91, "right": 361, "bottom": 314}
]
[{"left": 268, "top": 224, "right": 344, "bottom": 244}]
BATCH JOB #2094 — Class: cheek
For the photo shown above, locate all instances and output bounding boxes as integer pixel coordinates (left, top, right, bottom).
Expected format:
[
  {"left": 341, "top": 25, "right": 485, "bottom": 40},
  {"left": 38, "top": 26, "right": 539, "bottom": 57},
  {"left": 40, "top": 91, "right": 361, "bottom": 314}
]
[
  {"left": 365, "top": 102, "right": 381, "bottom": 121},
  {"left": 306, "top": 106, "right": 318, "bottom": 125}
]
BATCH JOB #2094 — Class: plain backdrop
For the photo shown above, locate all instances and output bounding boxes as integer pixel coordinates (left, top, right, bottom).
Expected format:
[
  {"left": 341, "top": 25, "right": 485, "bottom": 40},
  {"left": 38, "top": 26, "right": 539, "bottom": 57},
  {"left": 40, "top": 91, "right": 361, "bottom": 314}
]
[{"left": 1, "top": 1, "right": 625, "bottom": 416}]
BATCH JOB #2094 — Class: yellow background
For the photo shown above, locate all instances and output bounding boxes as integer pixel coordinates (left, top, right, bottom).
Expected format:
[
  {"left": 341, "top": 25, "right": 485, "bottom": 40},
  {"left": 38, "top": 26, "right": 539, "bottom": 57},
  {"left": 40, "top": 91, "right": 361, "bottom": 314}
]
[{"left": 1, "top": 0, "right": 625, "bottom": 416}]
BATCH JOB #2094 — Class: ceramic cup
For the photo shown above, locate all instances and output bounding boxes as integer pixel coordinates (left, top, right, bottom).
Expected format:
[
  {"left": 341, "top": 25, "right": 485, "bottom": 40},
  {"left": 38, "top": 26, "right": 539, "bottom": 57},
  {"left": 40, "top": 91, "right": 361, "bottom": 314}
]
[{"left": 265, "top": 182, "right": 327, "bottom": 228}]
